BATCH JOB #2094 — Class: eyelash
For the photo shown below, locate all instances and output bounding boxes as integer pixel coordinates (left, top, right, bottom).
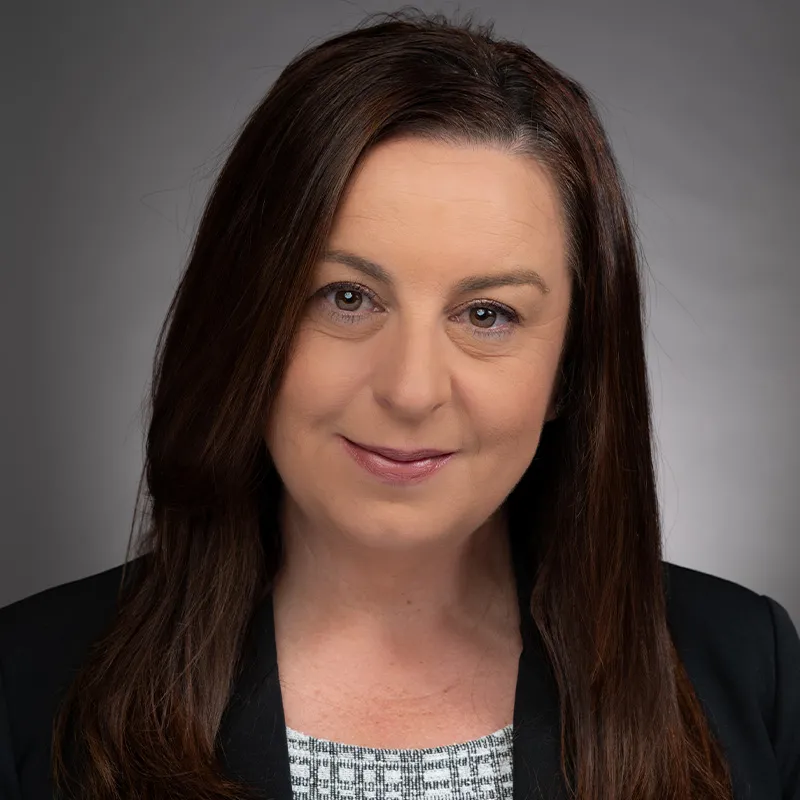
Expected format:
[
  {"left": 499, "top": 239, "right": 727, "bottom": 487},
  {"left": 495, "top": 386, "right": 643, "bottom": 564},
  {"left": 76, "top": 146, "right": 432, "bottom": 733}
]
[{"left": 311, "top": 281, "right": 521, "bottom": 340}]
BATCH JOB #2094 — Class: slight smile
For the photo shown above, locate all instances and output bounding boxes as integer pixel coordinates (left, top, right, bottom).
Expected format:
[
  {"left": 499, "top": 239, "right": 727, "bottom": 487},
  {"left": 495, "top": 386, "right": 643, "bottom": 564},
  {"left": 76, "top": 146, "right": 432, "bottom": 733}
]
[{"left": 340, "top": 436, "right": 457, "bottom": 485}]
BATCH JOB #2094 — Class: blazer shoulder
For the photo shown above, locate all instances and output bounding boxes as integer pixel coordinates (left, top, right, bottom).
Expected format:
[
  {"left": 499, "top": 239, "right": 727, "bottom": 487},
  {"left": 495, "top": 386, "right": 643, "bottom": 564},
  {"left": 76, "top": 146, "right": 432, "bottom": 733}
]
[
  {"left": 663, "top": 559, "right": 800, "bottom": 791},
  {"left": 0, "top": 555, "right": 151, "bottom": 794},
  {"left": 0, "top": 555, "right": 150, "bottom": 691},
  {"left": 1, "top": 561, "right": 125, "bottom": 649},
  {"left": 663, "top": 559, "right": 768, "bottom": 625},
  {"left": 662, "top": 559, "right": 780, "bottom": 674}
]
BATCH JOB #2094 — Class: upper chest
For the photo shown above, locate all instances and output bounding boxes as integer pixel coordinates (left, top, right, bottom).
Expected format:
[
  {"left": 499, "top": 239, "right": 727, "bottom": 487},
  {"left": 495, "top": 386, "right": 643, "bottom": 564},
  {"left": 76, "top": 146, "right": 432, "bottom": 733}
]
[{"left": 275, "top": 626, "right": 523, "bottom": 749}]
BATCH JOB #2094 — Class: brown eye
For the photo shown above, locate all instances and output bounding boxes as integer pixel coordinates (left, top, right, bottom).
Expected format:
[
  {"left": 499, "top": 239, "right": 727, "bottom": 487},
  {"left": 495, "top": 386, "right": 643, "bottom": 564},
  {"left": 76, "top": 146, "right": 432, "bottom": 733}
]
[
  {"left": 313, "top": 281, "right": 382, "bottom": 325},
  {"left": 469, "top": 307, "right": 497, "bottom": 328},
  {"left": 334, "top": 289, "right": 363, "bottom": 311},
  {"left": 455, "top": 301, "right": 520, "bottom": 340}
]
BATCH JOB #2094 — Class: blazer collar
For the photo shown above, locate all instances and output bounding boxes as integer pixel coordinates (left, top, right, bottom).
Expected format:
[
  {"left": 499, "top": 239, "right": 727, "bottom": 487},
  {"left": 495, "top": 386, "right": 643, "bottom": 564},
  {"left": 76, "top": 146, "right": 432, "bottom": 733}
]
[{"left": 217, "top": 511, "right": 568, "bottom": 799}]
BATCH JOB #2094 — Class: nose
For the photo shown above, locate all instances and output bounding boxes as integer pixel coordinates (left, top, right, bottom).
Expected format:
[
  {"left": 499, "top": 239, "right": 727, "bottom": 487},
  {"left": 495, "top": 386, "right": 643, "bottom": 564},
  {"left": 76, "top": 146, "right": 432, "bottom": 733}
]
[{"left": 371, "top": 319, "right": 452, "bottom": 419}]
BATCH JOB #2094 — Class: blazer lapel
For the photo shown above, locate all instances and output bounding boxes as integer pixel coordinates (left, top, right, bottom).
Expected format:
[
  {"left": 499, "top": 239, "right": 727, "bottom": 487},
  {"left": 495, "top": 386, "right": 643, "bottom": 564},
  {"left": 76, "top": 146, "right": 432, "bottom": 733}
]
[
  {"left": 218, "top": 518, "right": 568, "bottom": 799},
  {"left": 217, "top": 588, "right": 292, "bottom": 799},
  {"left": 509, "top": 520, "right": 569, "bottom": 799}
]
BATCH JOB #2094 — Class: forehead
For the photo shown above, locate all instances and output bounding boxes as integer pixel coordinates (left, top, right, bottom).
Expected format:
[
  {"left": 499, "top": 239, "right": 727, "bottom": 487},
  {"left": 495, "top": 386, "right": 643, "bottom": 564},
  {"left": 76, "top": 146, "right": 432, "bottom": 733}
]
[{"left": 329, "top": 138, "right": 566, "bottom": 270}]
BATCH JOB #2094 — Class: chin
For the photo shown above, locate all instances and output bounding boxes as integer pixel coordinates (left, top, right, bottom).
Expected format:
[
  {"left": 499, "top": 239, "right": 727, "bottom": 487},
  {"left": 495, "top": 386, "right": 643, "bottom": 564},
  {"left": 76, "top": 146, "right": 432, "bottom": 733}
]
[{"left": 323, "top": 496, "right": 475, "bottom": 549}]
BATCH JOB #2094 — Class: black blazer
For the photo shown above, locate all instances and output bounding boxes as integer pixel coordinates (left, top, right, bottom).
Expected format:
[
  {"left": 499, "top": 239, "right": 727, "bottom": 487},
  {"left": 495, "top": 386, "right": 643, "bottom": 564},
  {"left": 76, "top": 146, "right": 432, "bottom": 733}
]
[{"left": 1, "top": 534, "right": 798, "bottom": 799}]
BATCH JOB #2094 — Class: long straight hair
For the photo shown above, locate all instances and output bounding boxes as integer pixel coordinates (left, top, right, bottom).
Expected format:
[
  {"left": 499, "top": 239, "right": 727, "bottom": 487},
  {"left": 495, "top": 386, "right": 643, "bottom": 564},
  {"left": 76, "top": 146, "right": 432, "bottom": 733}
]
[{"left": 52, "top": 8, "right": 734, "bottom": 799}]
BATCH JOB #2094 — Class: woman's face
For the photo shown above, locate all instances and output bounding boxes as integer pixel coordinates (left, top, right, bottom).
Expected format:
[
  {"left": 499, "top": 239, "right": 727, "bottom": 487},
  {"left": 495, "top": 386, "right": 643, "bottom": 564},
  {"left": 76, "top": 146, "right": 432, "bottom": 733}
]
[{"left": 265, "top": 138, "right": 572, "bottom": 551}]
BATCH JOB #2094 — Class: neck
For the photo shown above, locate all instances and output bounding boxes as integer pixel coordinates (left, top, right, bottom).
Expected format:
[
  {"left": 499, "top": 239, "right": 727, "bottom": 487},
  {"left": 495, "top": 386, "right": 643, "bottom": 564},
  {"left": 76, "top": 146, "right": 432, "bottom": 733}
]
[{"left": 270, "top": 497, "right": 520, "bottom": 649}]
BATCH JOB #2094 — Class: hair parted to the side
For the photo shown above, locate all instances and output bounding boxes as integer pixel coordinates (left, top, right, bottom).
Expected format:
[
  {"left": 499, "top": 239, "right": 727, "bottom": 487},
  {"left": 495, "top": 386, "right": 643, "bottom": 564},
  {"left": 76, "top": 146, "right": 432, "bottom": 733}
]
[{"left": 51, "top": 7, "right": 734, "bottom": 799}]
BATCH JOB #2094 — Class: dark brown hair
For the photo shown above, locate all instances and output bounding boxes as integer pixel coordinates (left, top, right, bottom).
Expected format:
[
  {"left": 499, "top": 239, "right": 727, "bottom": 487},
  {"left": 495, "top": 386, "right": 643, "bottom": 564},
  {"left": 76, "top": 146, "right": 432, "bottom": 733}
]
[{"left": 52, "top": 7, "right": 733, "bottom": 799}]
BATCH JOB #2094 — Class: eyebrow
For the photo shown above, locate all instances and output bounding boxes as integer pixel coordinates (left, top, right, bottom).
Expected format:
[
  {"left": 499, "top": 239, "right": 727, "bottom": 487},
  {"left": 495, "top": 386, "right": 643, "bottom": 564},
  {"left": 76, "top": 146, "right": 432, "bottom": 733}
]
[{"left": 322, "top": 249, "right": 551, "bottom": 295}]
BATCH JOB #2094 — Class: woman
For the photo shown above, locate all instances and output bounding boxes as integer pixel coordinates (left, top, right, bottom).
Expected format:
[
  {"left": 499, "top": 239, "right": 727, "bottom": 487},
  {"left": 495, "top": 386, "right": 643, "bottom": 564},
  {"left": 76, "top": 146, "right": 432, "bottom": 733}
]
[{"left": 1, "top": 8, "right": 797, "bottom": 800}]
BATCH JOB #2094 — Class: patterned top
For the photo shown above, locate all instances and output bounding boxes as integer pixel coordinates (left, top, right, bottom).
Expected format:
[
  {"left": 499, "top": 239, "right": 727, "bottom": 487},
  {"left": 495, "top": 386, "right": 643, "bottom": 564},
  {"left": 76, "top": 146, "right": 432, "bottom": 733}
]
[{"left": 285, "top": 722, "right": 514, "bottom": 799}]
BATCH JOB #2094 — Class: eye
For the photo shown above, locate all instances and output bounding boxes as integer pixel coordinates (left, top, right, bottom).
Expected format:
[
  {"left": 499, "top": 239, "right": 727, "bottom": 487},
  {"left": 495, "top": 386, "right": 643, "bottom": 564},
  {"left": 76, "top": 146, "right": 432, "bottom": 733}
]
[
  {"left": 453, "top": 301, "right": 520, "bottom": 340},
  {"left": 313, "top": 281, "right": 383, "bottom": 324},
  {"left": 310, "top": 282, "right": 521, "bottom": 340}
]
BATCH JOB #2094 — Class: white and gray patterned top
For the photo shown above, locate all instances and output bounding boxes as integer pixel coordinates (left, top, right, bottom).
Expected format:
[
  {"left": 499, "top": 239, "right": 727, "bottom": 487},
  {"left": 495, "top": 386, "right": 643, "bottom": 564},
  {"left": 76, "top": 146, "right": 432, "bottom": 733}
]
[{"left": 285, "top": 722, "right": 514, "bottom": 799}]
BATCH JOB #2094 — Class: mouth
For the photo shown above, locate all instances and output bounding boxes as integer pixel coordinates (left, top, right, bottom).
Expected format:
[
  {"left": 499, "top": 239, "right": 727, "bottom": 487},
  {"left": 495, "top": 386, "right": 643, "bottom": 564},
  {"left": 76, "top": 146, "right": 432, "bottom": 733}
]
[
  {"left": 341, "top": 438, "right": 456, "bottom": 462},
  {"left": 340, "top": 436, "right": 456, "bottom": 484}
]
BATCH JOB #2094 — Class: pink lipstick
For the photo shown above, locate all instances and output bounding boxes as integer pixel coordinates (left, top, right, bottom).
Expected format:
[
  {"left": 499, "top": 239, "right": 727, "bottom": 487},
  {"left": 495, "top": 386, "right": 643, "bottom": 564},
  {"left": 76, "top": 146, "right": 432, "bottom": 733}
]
[{"left": 341, "top": 436, "right": 456, "bottom": 485}]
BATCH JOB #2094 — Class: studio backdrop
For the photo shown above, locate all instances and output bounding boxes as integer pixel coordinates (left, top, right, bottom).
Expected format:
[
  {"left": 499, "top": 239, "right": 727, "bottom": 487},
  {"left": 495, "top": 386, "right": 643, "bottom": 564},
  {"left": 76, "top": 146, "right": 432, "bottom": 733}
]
[{"left": 2, "top": 0, "right": 797, "bottom": 623}]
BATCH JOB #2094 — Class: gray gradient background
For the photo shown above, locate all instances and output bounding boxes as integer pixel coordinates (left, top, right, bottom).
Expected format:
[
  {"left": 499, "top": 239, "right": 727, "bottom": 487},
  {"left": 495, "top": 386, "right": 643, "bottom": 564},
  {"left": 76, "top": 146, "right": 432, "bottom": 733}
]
[{"left": 2, "top": 1, "right": 798, "bottom": 625}]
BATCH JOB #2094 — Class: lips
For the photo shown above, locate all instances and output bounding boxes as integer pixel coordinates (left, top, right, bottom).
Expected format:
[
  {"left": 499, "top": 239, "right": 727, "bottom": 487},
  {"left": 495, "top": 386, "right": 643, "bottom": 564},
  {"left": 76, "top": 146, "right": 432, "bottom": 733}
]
[
  {"left": 346, "top": 440, "right": 455, "bottom": 462},
  {"left": 340, "top": 436, "right": 456, "bottom": 484}
]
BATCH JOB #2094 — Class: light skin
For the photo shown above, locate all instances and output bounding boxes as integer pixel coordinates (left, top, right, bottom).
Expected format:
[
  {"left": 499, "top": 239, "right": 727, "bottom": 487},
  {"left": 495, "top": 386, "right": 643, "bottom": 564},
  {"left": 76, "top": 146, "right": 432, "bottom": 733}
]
[{"left": 264, "top": 137, "right": 572, "bottom": 674}]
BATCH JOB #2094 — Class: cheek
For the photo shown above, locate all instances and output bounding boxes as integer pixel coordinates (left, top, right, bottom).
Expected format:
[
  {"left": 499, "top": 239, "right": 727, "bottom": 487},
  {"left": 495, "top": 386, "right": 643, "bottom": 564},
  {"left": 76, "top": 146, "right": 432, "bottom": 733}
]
[
  {"left": 267, "top": 331, "right": 368, "bottom": 441},
  {"left": 480, "top": 395, "right": 547, "bottom": 459},
  {"left": 464, "top": 357, "right": 554, "bottom": 450},
  {"left": 450, "top": 366, "right": 548, "bottom": 516}
]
